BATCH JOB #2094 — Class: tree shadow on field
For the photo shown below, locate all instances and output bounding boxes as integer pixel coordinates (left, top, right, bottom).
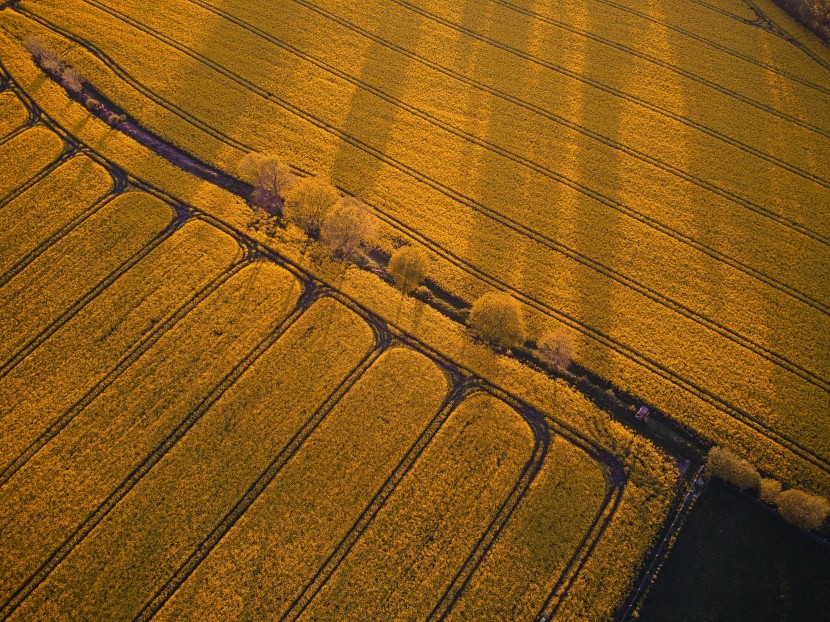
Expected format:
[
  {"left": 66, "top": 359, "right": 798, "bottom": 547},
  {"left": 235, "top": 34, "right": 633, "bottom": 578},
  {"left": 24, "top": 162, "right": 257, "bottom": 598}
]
[
  {"left": 452, "top": 0, "right": 532, "bottom": 305},
  {"left": 123, "top": 0, "right": 285, "bottom": 181},
  {"left": 329, "top": 2, "right": 422, "bottom": 196}
]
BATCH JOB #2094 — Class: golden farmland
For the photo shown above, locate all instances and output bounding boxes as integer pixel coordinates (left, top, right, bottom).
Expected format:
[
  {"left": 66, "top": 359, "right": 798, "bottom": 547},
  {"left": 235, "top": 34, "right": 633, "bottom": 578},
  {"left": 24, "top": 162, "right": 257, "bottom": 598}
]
[{"left": 0, "top": 0, "right": 827, "bottom": 619}]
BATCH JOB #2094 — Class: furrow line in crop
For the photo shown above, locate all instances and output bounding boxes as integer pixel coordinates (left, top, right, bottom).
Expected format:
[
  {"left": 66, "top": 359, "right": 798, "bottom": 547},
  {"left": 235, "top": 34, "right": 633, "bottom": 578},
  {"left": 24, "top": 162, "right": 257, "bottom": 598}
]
[
  {"left": 482, "top": 0, "right": 830, "bottom": 136},
  {"left": 134, "top": 327, "right": 390, "bottom": 622},
  {"left": 11, "top": 5, "right": 827, "bottom": 479},
  {"left": 741, "top": 0, "right": 830, "bottom": 73},
  {"left": 384, "top": 0, "right": 830, "bottom": 187},
  {"left": 13, "top": 7, "right": 253, "bottom": 153},
  {"left": 61, "top": 0, "right": 830, "bottom": 391},
  {"left": 0, "top": 273, "right": 315, "bottom": 620},
  {"left": 283, "top": 0, "right": 830, "bottom": 247},
  {"left": 0, "top": 139, "right": 78, "bottom": 209},
  {"left": 581, "top": 0, "right": 830, "bottom": 92},
  {"left": 280, "top": 375, "right": 473, "bottom": 622},
  {"left": 538, "top": 479, "right": 627, "bottom": 620},
  {"left": 0, "top": 158, "right": 123, "bottom": 292},
  {"left": 0, "top": 247, "right": 249, "bottom": 494},
  {"left": 427, "top": 392, "right": 552, "bottom": 620},
  {"left": 0, "top": 193, "right": 182, "bottom": 379}
]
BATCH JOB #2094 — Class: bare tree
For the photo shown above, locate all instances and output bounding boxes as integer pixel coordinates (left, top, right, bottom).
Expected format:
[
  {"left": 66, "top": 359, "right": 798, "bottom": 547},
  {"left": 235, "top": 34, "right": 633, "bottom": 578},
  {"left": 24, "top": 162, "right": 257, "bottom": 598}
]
[
  {"left": 389, "top": 245, "right": 428, "bottom": 294},
  {"left": 468, "top": 291, "right": 527, "bottom": 350},
  {"left": 238, "top": 152, "right": 296, "bottom": 215},
  {"left": 320, "top": 196, "right": 376, "bottom": 260},
  {"left": 537, "top": 330, "right": 574, "bottom": 372},
  {"left": 23, "top": 35, "right": 64, "bottom": 75},
  {"left": 284, "top": 176, "right": 340, "bottom": 237}
]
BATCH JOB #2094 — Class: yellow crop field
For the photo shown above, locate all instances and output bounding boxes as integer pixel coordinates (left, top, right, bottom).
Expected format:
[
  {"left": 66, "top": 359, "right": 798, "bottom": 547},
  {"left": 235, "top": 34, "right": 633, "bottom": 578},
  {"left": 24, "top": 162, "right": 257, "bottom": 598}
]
[
  {"left": 0, "top": 124, "right": 63, "bottom": 198},
  {"left": 445, "top": 437, "right": 611, "bottom": 621},
  {"left": 152, "top": 347, "right": 450, "bottom": 621},
  {"left": 2, "top": 0, "right": 826, "bottom": 496},
  {"left": 0, "top": 90, "right": 28, "bottom": 138},
  {"left": 0, "top": 0, "right": 826, "bottom": 618},
  {"left": 0, "top": 192, "right": 174, "bottom": 363},
  {"left": 8, "top": 297, "right": 376, "bottom": 621},
  {"left": 296, "top": 393, "right": 535, "bottom": 621}
]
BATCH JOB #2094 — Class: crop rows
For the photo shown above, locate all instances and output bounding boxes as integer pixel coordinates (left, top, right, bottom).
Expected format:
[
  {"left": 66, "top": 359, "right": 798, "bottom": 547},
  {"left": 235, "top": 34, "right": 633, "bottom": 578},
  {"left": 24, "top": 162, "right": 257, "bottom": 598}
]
[
  {"left": 6, "top": 0, "right": 824, "bottom": 492},
  {"left": 0, "top": 110, "right": 632, "bottom": 620}
]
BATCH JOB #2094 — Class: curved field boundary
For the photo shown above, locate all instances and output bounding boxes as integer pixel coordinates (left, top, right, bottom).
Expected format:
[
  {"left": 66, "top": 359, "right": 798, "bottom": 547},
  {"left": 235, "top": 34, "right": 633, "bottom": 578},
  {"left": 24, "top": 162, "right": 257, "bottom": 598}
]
[
  {"left": 0, "top": 85, "right": 39, "bottom": 146},
  {"left": 0, "top": 239, "right": 250, "bottom": 494},
  {"left": 10, "top": 33, "right": 823, "bottom": 481},
  {"left": 479, "top": 0, "right": 830, "bottom": 137},
  {"left": 68, "top": 0, "right": 830, "bottom": 327},
  {"left": 0, "top": 131, "right": 77, "bottom": 208},
  {"left": 0, "top": 195, "right": 184, "bottom": 378},
  {"left": 0, "top": 197, "right": 183, "bottom": 379},
  {"left": 425, "top": 387, "right": 551, "bottom": 621},
  {"left": 276, "top": 0, "right": 830, "bottom": 248},
  {"left": 0, "top": 269, "right": 317, "bottom": 620},
  {"left": 148, "top": 184, "right": 625, "bottom": 622},
  {"left": 539, "top": 474, "right": 627, "bottom": 619},
  {"left": 0, "top": 155, "right": 124, "bottom": 293},
  {"left": 134, "top": 315, "right": 390, "bottom": 622},
  {"left": 278, "top": 373, "right": 471, "bottom": 622},
  {"left": 25, "top": 4, "right": 830, "bottom": 399},
  {"left": 581, "top": 0, "right": 830, "bottom": 92}
]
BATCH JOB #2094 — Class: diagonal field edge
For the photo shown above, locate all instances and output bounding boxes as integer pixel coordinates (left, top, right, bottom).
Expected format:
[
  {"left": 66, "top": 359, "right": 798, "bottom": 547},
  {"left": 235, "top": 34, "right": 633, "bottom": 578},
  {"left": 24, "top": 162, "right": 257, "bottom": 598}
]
[{"left": 35, "top": 1, "right": 830, "bottom": 394}]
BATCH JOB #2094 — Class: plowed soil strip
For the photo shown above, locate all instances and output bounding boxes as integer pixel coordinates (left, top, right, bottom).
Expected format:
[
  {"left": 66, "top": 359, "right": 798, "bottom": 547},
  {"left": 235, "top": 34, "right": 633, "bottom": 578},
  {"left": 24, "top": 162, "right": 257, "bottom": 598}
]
[
  {"left": 151, "top": 348, "right": 448, "bottom": 622},
  {"left": 0, "top": 261, "right": 301, "bottom": 609}
]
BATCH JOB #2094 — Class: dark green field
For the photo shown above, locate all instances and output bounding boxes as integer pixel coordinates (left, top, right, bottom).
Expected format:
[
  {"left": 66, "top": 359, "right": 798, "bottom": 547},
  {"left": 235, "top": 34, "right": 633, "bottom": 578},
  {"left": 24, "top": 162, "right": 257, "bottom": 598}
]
[{"left": 639, "top": 479, "right": 830, "bottom": 622}]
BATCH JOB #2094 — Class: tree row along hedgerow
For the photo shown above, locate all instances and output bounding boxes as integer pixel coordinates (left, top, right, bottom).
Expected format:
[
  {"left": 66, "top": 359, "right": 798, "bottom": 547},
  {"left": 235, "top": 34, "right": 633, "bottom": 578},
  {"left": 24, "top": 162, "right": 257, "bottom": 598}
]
[
  {"left": 0, "top": 72, "right": 679, "bottom": 621},
  {"left": 14, "top": 25, "right": 830, "bottom": 498}
]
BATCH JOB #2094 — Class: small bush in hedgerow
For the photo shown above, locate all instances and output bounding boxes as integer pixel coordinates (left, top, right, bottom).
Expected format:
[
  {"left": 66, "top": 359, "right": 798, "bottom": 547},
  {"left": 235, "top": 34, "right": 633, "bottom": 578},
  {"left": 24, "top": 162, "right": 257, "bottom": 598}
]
[
  {"left": 759, "top": 478, "right": 782, "bottom": 505},
  {"left": 468, "top": 291, "right": 527, "bottom": 350},
  {"left": 706, "top": 447, "right": 759, "bottom": 490},
  {"left": 776, "top": 489, "right": 830, "bottom": 530}
]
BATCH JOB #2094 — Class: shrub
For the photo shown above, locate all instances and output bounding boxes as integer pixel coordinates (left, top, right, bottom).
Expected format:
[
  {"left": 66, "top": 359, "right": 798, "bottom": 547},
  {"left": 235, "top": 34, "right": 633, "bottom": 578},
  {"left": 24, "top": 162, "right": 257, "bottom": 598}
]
[
  {"left": 468, "top": 292, "right": 526, "bottom": 349},
  {"left": 706, "top": 447, "right": 759, "bottom": 490},
  {"left": 283, "top": 176, "right": 339, "bottom": 237},
  {"left": 537, "top": 330, "right": 574, "bottom": 371},
  {"left": 759, "top": 478, "right": 782, "bottom": 505},
  {"left": 776, "top": 489, "right": 830, "bottom": 530},
  {"left": 320, "top": 197, "right": 376, "bottom": 260},
  {"left": 238, "top": 152, "right": 296, "bottom": 215},
  {"left": 59, "top": 66, "right": 84, "bottom": 92},
  {"left": 389, "top": 246, "right": 428, "bottom": 294}
]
